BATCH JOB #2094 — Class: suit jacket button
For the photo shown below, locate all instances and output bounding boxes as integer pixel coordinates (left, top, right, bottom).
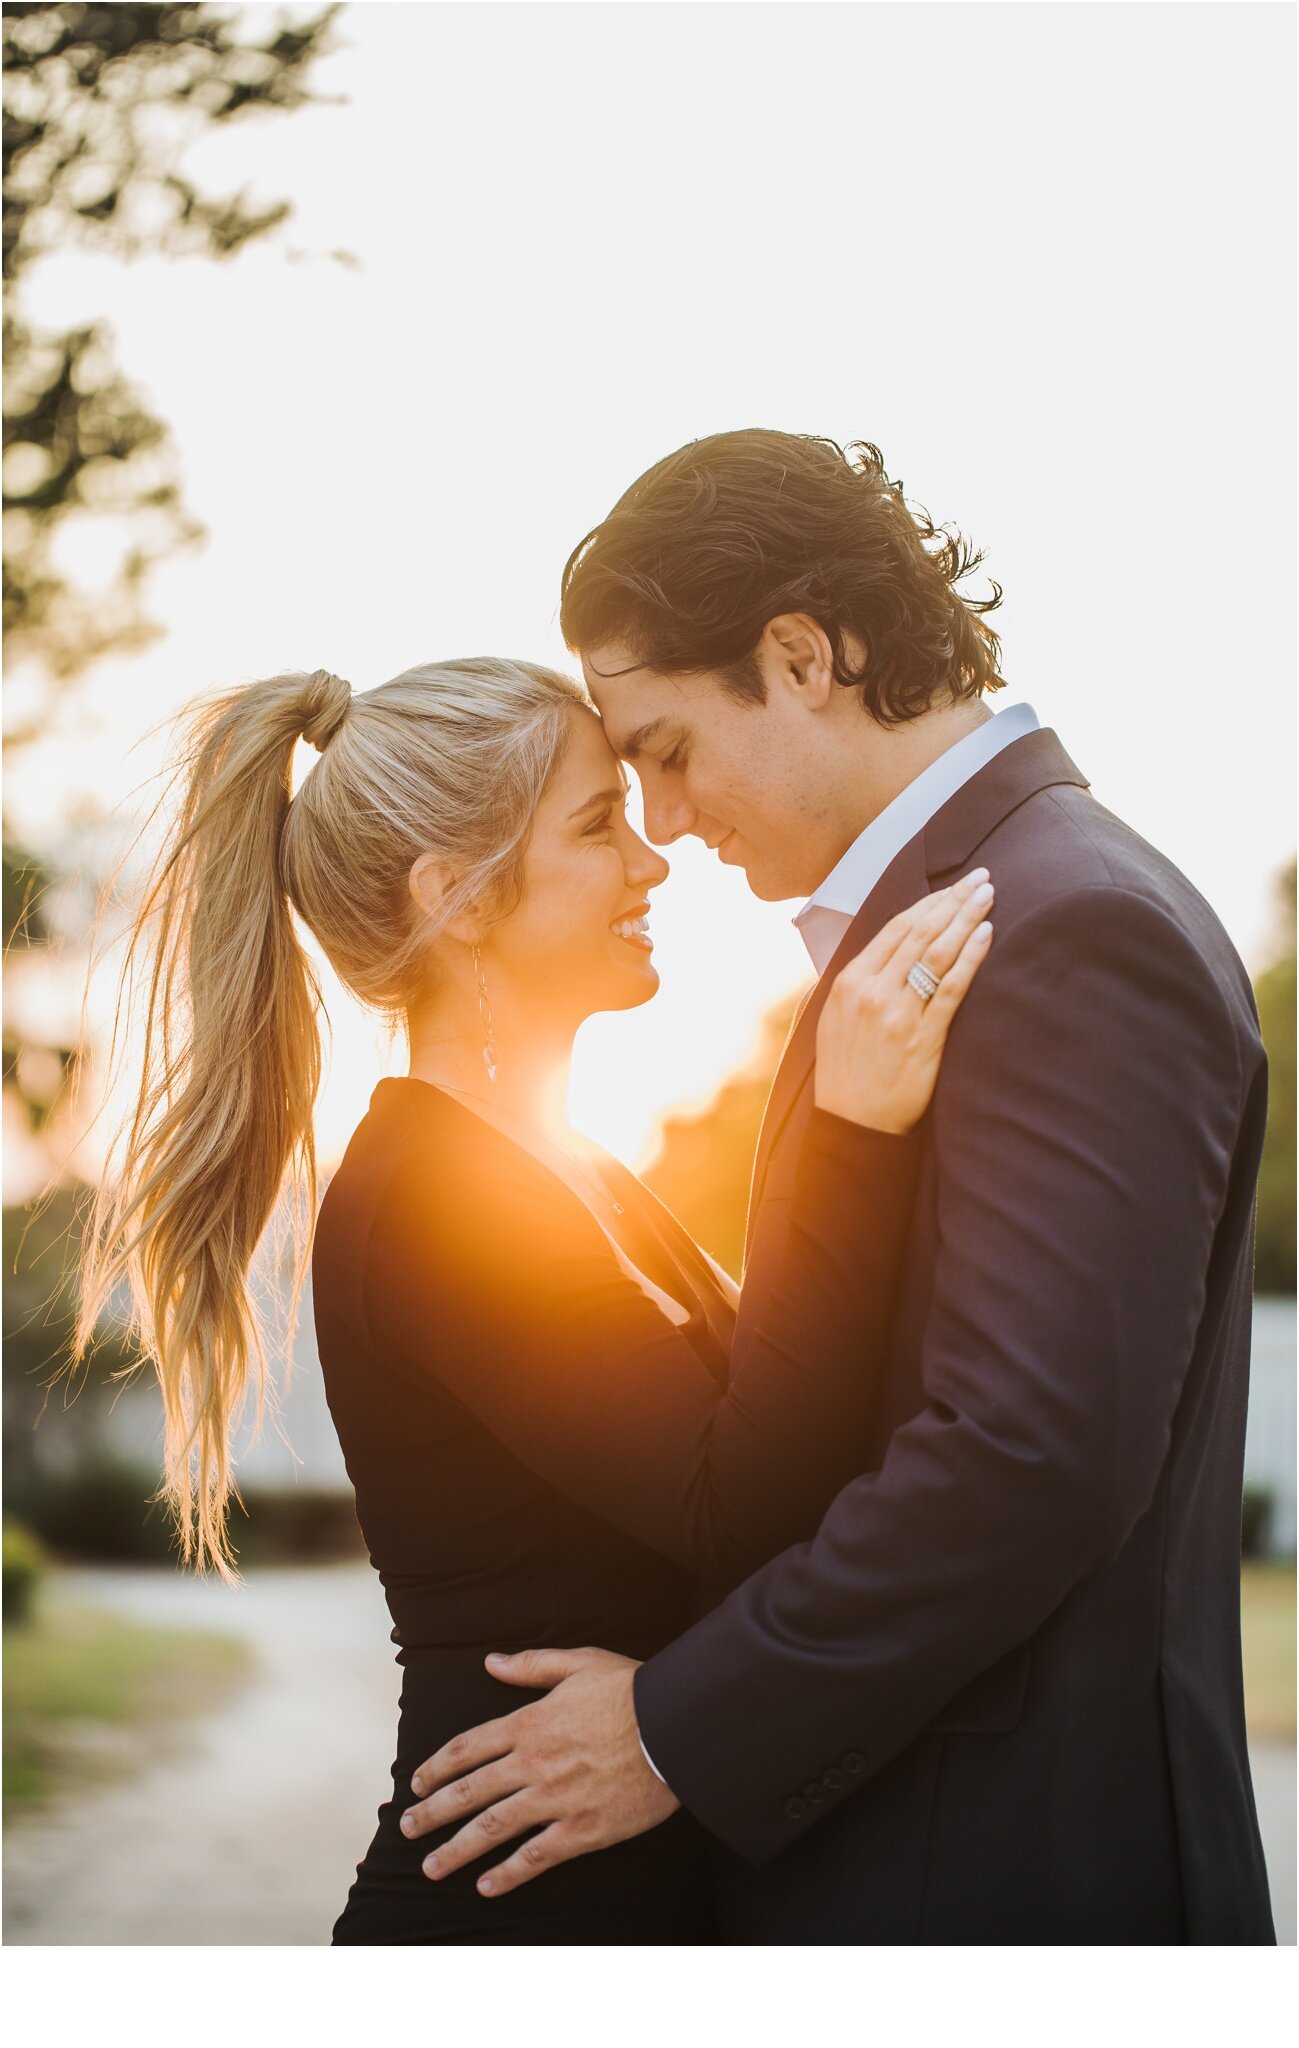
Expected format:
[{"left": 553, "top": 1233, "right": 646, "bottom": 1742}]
[
  {"left": 801, "top": 1781, "right": 827, "bottom": 1806},
  {"left": 842, "top": 1751, "right": 866, "bottom": 1776},
  {"left": 822, "top": 1767, "right": 846, "bottom": 1792},
  {"left": 782, "top": 1796, "right": 809, "bottom": 1822}
]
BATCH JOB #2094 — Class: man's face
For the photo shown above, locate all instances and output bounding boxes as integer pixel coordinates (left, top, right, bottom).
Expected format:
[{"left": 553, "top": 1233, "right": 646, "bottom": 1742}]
[{"left": 581, "top": 642, "right": 849, "bottom": 901}]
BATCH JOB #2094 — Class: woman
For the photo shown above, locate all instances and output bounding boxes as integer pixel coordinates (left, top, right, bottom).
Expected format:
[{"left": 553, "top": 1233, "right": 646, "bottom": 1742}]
[{"left": 77, "top": 656, "right": 993, "bottom": 1944}]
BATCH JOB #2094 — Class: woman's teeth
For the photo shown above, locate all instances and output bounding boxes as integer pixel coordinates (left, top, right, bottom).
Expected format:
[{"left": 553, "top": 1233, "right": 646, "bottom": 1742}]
[{"left": 612, "top": 914, "right": 652, "bottom": 951}]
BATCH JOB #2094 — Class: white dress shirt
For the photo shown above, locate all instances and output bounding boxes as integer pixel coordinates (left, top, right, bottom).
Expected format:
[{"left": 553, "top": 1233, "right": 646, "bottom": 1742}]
[
  {"left": 638, "top": 701, "right": 1040, "bottom": 1788},
  {"left": 793, "top": 701, "right": 1041, "bottom": 974}
]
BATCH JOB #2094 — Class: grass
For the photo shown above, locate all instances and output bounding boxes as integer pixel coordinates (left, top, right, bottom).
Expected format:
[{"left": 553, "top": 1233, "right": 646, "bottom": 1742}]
[
  {"left": 1, "top": 1563, "right": 1290, "bottom": 1830},
  {"left": 1241, "top": 1561, "right": 1297, "bottom": 1741},
  {"left": 3, "top": 1594, "right": 252, "bottom": 1820}
]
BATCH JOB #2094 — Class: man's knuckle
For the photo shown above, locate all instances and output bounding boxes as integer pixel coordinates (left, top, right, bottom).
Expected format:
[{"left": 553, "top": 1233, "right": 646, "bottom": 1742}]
[
  {"left": 452, "top": 1773, "right": 477, "bottom": 1810},
  {"left": 522, "top": 1837, "right": 549, "bottom": 1869}
]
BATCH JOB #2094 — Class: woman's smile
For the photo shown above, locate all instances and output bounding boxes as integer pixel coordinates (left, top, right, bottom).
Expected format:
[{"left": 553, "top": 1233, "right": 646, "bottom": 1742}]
[{"left": 611, "top": 902, "right": 653, "bottom": 952}]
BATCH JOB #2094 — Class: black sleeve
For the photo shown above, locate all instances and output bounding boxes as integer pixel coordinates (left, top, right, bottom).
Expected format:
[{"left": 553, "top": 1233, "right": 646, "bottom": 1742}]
[
  {"left": 362, "top": 1105, "right": 919, "bottom": 1578},
  {"left": 632, "top": 886, "right": 1253, "bottom": 1861}
]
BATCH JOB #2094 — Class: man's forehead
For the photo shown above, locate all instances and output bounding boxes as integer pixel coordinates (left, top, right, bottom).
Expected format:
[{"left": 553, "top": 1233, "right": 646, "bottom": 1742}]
[
  {"left": 581, "top": 649, "right": 677, "bottom": 754},
  {"left": 584, "top": 687, "right": 670, "bottom": 762},
  {"left": 581, "top": 640, "right": 652, "bottom": 683},
  {"left": 581, "top": 647, "right": 657, "bottom": 704}
]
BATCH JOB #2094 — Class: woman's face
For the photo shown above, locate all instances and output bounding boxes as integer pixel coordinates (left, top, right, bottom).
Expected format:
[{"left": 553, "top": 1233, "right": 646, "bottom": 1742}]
[{"left": 486, "top": 706, "right": 670, "bottom": 1021}]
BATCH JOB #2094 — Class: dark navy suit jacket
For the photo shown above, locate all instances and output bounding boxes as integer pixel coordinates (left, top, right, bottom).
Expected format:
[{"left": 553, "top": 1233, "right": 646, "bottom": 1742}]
[{"left": 634, "top": 728, "right": 1275, "bottom": 1944}]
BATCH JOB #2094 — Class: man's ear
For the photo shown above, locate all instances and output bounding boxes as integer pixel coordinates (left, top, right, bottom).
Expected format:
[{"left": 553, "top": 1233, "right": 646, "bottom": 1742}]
[
  {"left": 760, "top": 613, "right": 840, "bottom": 709},
  {"left": 408, "top": 853, "right": 482, "bottom": 946}
]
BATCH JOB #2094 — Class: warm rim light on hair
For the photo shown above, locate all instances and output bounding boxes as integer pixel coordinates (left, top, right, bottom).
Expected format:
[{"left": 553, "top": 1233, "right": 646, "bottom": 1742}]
[
  {"left": 74, "top": 657, "right": 588, "bottom": 1577},
  {"left": 560, "top": 428, "right": 1005, "bottom": 724}
]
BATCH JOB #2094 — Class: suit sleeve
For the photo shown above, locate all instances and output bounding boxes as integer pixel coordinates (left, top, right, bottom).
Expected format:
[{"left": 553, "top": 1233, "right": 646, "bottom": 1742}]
[
  {"left": 362, "top": 1106, "right": 920, "bottom": 1578},
  {"left": 633, "top": 885, "right": 1251, "bottom": 1861}
]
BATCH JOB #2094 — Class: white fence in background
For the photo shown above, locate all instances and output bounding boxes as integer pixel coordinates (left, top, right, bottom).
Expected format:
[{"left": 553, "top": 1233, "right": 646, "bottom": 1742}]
[
  {"left": 1246, "top": 1298, "right": 1297, "bottom": 1556},
  {"left": 100, "top": 1285, "right": 1298, "bottom": 1555}
]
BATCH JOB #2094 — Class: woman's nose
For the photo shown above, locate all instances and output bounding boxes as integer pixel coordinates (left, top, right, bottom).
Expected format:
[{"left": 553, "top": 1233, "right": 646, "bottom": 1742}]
[{"left": 627, "top": 831, "right": 670, "bottom": 887}]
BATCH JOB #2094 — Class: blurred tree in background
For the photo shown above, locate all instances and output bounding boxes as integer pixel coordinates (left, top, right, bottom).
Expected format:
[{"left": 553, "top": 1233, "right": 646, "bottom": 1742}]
[
  {"left": 4, "top": 2, "right": 343, "bottom": 1556},
  {"left": 645, "top": 987, "right": 808, "bottom": 1279},
  {"left": 1254, "top": 860, "right": 1296, "bottom": 1294},
  {"left": 3, "top": 1, "right": 343, "bottom": 688},
  {"left": 4, "top": 1, "right": 342, "bottom": 1120}
]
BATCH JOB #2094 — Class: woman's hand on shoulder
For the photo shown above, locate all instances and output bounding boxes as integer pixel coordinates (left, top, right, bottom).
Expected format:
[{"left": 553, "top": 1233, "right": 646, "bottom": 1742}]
[{"left": 814, "top": 869, "right": 995, "bottom": 1134}]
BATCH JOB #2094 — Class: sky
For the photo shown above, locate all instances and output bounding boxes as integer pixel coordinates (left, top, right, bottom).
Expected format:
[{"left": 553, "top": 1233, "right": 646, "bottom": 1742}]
[{"left": 8, "top": 0, "right": 1296, "bottom": 1176}]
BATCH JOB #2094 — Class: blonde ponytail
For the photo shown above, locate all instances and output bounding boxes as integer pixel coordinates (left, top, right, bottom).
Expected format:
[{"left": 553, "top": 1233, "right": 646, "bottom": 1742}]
[
  {"left": 76, "top": 670, "right": 344, "bottom": 1576},
  {"left": 76, "top": 656, "right": 585, "bottom": 1576}
]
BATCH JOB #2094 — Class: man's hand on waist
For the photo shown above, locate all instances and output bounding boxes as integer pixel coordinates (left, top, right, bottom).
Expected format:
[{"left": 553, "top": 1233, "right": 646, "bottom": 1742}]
[{"left": 399, "top": 1645, "right": 680, "bottom": 1896}]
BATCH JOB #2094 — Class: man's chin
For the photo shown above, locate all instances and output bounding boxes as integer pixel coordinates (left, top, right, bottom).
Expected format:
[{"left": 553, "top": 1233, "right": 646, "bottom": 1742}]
[
  {"left": 735, "top": 861, "right": 801, "bottom": 904},
  {"left": 718, "top": 839, "right": 795, "bottom": 902}
]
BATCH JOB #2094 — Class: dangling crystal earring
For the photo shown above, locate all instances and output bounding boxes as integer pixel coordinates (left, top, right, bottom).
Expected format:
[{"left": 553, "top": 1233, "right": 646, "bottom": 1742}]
[{"left": 473, "top": 943, "right": 498, "bottom": 1083}]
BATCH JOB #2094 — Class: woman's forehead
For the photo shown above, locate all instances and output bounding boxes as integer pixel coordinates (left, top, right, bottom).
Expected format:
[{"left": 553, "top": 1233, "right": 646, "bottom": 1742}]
[{"left": 540, "top": 707, "right": 626, "bottom": 817}]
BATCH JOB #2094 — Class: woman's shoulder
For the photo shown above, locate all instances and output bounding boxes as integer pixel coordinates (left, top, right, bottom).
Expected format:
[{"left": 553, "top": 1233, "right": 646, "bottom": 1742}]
[{"left": 318, "top": 1077, "right": 589, "bottom": 1246}]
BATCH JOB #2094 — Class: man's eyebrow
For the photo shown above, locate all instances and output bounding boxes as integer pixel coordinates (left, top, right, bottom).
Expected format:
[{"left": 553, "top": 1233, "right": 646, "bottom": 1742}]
[
  {"left": 567, "top": 782, "right": 629, "bottom": 821},
  {"left": 584, "top": 656, "right": 652, "bottom": 680},
  {"left": 616, "top": 717, "right": 668, "bottom": 761}
]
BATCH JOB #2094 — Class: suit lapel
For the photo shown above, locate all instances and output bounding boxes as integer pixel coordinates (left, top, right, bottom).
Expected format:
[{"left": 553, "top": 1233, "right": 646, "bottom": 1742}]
[
  {"left": 742, "top": 728, "right": 1090, "bottom": 1266},
  {"left": 745, "top": 832, "right": 930, "bottom": 1263}
]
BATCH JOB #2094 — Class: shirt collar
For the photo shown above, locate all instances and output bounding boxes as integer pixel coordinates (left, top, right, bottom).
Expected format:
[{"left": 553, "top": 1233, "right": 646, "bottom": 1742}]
[{"left": 793, "top": 701, "right": 1041, "bottom": 974}]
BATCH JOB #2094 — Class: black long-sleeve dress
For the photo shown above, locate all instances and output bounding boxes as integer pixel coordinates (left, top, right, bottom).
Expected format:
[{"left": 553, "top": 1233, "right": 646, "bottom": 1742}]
[{"left": 314, "top": 1075, "right": 917, "bottom": 1944}]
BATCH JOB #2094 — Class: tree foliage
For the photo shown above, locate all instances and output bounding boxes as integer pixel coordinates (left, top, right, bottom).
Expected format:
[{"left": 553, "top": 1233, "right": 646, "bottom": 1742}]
[
  {"left": 644, "top": 988, "right": 808, "bottom": 1279},
  {"left": 3, "top": 2, "right": 341, "bottom": 1142},
  {"left": 3, "top": 1, "right": 343, "bottom": 685},
  {"left": 2, "top": 8, "right": 348, "bottom": 1543}
]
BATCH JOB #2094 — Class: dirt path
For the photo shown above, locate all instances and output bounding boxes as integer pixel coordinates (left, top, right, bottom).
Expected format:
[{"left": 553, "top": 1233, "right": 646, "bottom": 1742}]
[
  {"left": 1251, "top": 1739, "right": 1297, "bottom": 1944},
  {"left": 4, "top": 1562, "right": 1293, "bottom": 1944},
  {"left": 3, "top": 1562, "right": 400, "bottom": 1945}
]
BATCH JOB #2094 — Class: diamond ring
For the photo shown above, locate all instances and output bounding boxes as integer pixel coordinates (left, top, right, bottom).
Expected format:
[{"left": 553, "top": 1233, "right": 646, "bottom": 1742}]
[{"left": 906, "top": 961, "right": 941, "bottom": 1004}]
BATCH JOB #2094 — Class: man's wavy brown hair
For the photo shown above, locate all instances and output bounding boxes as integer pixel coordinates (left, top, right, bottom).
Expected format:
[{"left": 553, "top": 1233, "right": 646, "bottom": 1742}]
[{"left": 560, "top": 429, "right": 1005, "bottom": 724}]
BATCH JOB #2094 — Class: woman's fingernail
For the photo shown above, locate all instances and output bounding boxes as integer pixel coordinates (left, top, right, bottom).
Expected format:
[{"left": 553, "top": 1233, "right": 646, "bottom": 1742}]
[
  {"left": 971, "top": 882, "right": 994, "bottom": 908},
  {"left": 423, "top": 1855, "right": 440, "bottom": 1879},
  {"left": 975, "top": 921, "right": 993, "bottom": 941},
  {"left": 965, "top": 867, "right": 990, "bottom": 885}
]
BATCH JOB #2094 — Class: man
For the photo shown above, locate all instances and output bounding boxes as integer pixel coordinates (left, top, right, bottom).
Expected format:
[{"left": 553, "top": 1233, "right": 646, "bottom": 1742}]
[{"left": 400, "top": 430, "right": 1275, "bottom": 1942}]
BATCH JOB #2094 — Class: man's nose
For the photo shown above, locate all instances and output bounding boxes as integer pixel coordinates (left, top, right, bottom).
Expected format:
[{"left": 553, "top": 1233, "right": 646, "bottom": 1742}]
[{"left": 641, "top": 788, "right": 696, "bottom": 847}]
